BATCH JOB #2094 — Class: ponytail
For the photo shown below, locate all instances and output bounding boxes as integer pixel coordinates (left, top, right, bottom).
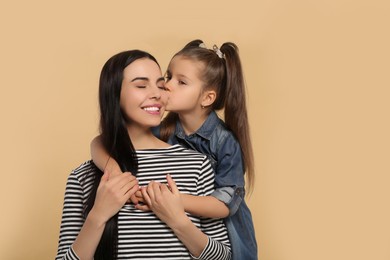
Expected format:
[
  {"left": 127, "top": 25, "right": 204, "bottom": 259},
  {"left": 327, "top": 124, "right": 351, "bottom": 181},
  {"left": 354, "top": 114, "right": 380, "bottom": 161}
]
[{"left": 220, "top": 43, "right": 255, "bottom": 194}]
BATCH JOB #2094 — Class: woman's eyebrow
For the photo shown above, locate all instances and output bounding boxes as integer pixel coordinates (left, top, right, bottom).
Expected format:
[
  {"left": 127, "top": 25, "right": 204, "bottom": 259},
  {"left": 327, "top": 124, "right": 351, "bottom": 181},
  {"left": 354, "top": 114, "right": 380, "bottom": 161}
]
[
  {"left": 156, "top": 77, "right": 165, "bottom": 83},
  {"left": 131, "top": 77, "right": 149, "bottom": 82},
  {"left": 131, "top": 76, "right": 165, "bottom": 84}
]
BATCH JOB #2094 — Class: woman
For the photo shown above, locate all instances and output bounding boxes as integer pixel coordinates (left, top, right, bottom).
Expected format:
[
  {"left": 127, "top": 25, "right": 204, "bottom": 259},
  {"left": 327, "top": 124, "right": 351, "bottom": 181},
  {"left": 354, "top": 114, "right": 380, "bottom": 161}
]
[{"left": 55, "top": 50, "right": 231, "bottom": 260}]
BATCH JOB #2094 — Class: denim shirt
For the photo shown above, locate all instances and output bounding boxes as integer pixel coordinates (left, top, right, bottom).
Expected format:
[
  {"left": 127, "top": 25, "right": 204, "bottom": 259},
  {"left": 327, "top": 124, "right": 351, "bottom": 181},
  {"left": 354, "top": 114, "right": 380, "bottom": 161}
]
[{"left": 153, "top": 111, "right": 258, "bottom": 260}]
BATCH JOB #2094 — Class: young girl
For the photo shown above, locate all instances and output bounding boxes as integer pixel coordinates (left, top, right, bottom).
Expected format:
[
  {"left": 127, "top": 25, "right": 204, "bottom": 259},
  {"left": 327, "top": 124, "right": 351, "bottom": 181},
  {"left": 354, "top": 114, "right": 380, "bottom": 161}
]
[
  {"left": 56, "top": 50, "right": 231, "bottom": 260},
  {"left": 91, "top": 40, "right": 258, "bottom": 259}
]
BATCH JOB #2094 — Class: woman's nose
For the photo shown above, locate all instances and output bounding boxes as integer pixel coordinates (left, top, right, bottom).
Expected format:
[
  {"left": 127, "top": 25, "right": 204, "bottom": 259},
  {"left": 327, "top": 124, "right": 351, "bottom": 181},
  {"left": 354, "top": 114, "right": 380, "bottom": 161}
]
[{"left": 150, "top": 86, "right": 161, "bottom": 99}]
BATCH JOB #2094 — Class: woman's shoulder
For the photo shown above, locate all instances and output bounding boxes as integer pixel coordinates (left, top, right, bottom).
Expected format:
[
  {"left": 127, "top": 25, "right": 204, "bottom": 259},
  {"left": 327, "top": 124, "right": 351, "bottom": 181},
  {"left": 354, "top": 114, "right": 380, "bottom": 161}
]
[
  {"left": 138, "top": 144, "right": 204, "bottom": 155},
  {"left": 136, "top": 145, "right": 209, "bottom": 172},
  {"left": 68, "top": 160, "right": 98, "bottom": 185},
  {"left": 71, "top": 160, "right": 96, "bottom": 174}
]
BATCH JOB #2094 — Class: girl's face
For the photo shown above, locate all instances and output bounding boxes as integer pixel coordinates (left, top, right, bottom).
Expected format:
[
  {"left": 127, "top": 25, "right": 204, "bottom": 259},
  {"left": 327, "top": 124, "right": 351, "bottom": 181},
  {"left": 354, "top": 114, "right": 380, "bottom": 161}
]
[
  {"left": 165, "top": 55, "right": 205, "bottom": 113},
  {"left": 120, "top": 58, "right": 167, "bottom": 130}
]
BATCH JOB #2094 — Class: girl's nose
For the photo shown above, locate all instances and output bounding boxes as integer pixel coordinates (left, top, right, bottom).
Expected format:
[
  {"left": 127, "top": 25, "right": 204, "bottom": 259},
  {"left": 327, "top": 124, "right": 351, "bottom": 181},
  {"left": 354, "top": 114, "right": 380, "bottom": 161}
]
[{"left": 165, "top": 80, "right": 172, "bottom": 92}]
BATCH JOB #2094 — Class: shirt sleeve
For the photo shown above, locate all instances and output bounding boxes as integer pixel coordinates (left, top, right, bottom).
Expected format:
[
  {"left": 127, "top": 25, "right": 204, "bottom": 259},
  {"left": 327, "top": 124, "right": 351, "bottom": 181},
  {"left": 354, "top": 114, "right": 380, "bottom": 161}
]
[
  {"left": 192, "top": 237, "right": 232, "bottom": 260},
  {"left": 194, "top": 157, "right": 232, "bottom": 260},
  {"left": 55, "top": 171, "right": 84, "bottom": 260},
  {"left": 211, "top": 135, "right": 245, "bottom": 216}
]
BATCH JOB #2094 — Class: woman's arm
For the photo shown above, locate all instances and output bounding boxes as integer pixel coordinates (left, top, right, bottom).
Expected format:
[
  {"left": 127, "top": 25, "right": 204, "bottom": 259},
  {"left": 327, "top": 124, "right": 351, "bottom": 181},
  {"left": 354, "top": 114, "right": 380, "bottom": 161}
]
[
  {"left": 56, "top": 168, "right": 138, "bottom": 260},
  {"left": 90, "top": 135, "right": 121, "bottom": 173}
]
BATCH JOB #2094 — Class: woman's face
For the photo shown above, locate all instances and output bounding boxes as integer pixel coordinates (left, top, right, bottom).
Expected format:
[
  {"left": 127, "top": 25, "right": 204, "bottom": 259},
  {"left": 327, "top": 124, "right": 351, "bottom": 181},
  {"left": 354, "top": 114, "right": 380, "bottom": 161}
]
[
  {"left": 120, "top": 58, "right": 167, "bottom": 130},
  {"left": 164, "top": 55, "right": 205, "bottom": 113}
]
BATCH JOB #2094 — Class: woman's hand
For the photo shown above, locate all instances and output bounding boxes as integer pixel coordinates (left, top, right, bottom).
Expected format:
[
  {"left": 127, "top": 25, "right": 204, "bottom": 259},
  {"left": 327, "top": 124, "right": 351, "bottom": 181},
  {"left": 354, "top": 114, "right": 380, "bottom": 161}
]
[
  {"left": 90, "top": 170, "right": 139, "bottom": 225},
  {"left": 140, "top": 174, "right": 187, "bottom": 228},
  {"left": 134, "top": 189, "right": 150, "bottom": 210}
]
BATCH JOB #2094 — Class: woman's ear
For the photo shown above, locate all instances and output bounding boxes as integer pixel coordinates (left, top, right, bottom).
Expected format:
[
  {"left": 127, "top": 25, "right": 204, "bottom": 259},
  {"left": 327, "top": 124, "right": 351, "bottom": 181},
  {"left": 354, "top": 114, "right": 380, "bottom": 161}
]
[{"left": 201, "top": 89, "right": 216, "bottom": 108}]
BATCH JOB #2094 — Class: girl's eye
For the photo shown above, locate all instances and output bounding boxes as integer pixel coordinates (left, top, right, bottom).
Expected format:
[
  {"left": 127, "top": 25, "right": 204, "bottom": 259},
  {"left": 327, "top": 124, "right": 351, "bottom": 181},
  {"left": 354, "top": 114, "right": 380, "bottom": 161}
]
[
  {"left": 136, "top": 86, "right": 146, "bottom": 88},
  {"left": 165, "top": 76, "right": 171, "bottom": 82},
  {"left": 158, "top": 85, "right": 168, "bottom": 91},
  {"left": 178, "top": 80, "right": 186, "bottom": 85}
]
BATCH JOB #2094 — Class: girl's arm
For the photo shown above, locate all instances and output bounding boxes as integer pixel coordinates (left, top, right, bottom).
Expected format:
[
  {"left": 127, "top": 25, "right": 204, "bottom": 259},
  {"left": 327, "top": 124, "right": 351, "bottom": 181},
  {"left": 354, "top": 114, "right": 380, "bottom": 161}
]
[
  {"left": 90, "top": 136, "right": 121, "bottom": 173},
  {"left": 135, "top": 189, "right": 229, "bottom": 218},
  {"left": 181, "top": 194, "right": 229, "bottom": 218}
]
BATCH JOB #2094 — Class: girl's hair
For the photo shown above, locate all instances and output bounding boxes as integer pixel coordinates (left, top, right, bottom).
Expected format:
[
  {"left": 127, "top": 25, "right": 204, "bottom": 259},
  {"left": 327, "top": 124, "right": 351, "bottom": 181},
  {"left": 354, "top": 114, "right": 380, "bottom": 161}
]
[
  {"left": 84, "top": 50, "right": 160, "bottom": 260},
  {"left": 160, "top": 39, "right": 255, "bottom": 194}
]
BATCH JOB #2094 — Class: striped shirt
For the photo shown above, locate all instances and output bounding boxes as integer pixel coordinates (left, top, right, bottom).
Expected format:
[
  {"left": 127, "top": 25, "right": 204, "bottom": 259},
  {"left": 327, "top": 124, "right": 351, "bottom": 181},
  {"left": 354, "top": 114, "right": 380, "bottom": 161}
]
[{"left": 56, "top": 145, "right": 231, "bottom": 260}]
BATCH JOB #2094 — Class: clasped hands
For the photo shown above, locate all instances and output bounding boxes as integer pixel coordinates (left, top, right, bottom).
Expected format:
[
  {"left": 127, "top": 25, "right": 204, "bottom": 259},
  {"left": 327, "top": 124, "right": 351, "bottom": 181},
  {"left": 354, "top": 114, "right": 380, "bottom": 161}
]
[{"left": 93, "top": 168, "right": 185, "bottom": 225}]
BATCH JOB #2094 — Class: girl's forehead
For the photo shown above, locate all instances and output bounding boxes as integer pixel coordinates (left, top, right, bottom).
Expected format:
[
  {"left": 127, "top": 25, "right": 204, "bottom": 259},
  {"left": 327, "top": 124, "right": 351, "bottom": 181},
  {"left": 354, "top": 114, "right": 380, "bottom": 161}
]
[{"left": 168, "top": 55, "right": 205, "bottom": 72}]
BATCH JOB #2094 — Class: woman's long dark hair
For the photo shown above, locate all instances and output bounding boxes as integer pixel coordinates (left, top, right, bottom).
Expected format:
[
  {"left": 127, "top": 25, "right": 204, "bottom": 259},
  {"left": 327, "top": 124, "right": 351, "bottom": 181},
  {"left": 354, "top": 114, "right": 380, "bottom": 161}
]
[{"left": 84, "top": 50, "right": 160, "bottom": 260}]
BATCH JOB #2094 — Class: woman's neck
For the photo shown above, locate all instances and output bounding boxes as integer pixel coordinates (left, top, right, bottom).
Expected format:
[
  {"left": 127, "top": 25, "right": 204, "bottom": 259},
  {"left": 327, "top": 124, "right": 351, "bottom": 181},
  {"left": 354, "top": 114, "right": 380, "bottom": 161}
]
[
  {"left": 178, "top": 110, "right": 210, "bottom": 135},
  {"left": 127, "top": 126, "right": 170, "bottom": 150}
]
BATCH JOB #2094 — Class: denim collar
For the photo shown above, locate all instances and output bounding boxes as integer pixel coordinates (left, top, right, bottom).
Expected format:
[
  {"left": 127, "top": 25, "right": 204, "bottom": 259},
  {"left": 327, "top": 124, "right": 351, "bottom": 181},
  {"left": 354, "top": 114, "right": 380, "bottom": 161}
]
[{"left": 175, "top": 111, "right": 220, "bottom": 141}]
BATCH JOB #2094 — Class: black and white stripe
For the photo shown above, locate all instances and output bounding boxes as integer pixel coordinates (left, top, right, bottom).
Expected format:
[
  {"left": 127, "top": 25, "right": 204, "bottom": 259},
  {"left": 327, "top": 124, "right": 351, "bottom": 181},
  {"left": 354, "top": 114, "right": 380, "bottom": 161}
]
[{"left": 56, "top": 145, "right": 231, "bottom": 260}]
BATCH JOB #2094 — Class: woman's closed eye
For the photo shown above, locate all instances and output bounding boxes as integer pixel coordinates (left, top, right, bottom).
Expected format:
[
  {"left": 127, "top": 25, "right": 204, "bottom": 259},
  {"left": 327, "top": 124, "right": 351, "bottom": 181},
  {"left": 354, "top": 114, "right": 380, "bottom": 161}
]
[{"left": 158, "top": 85, "right": 168, "bottom": 91}]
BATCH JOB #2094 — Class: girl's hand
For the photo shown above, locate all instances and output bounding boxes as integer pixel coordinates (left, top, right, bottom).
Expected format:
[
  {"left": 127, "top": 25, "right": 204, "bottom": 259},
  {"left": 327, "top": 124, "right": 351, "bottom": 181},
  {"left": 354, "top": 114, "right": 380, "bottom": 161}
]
[
  {"left": 90, "top": 170, "right": 139, "bottom": 224},
  {"left": 140, "top": 174, "right": 186, "bottom": 227}
]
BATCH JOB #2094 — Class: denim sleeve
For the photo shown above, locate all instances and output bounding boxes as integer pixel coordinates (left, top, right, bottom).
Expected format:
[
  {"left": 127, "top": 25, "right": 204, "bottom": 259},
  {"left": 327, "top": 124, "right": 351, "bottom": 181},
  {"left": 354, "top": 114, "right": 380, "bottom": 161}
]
[
  {"left": 211, "top": 187, "right": 244, "bottom": 216},
  {"left": 211, "top": 134, "right": 245, "bottom": 216}
]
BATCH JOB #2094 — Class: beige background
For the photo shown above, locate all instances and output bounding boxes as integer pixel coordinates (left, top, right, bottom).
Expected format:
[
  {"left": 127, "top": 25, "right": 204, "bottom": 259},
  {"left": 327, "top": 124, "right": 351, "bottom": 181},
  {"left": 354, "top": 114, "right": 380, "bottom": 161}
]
[{"left": 1, "top": 0, "right": 389, "bottom": 259}]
